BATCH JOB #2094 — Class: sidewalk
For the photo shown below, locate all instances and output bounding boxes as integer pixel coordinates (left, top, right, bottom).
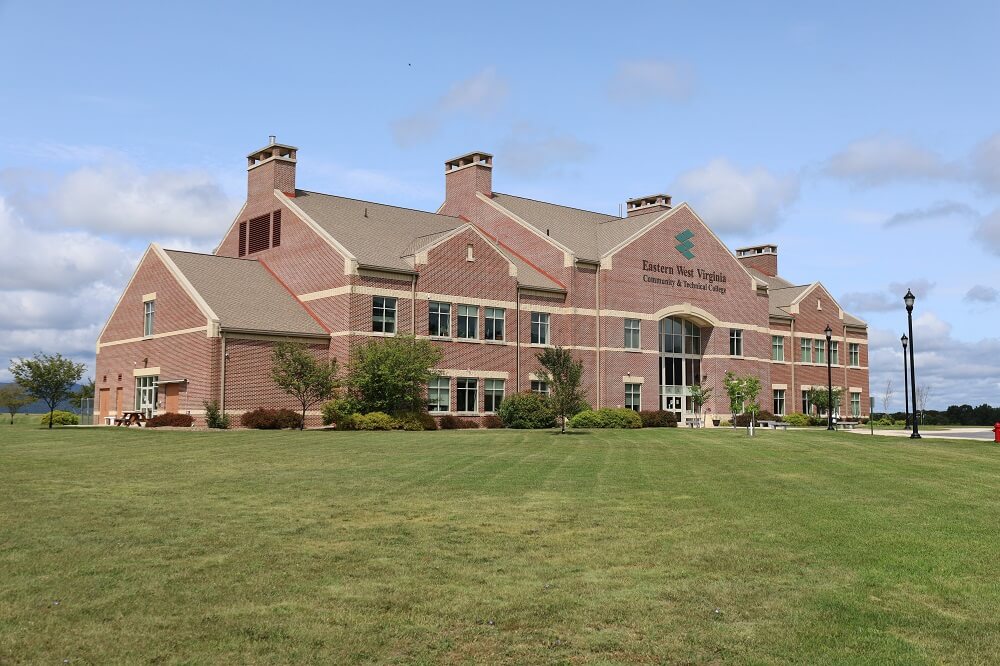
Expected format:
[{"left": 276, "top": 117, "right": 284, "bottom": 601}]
[{"left": 850, "top": 427, "right": 994, "bottom": 442}]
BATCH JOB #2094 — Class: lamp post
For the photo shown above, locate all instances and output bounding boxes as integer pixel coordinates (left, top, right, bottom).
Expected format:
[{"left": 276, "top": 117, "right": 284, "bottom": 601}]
[
  {"left": 901, "top": 334, "right": 910, "bottom": 430},
  {"left": 825, "top": 324, "right": 834, "bottom": 431},
  {"left": 903, "top": 289, "right": 921, "bottom": 439}
]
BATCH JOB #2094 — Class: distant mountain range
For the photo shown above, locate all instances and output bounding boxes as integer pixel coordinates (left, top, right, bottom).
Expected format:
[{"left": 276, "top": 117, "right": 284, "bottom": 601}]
[{"left": 0, "top": 383, "right": 84, "bottom": 413}]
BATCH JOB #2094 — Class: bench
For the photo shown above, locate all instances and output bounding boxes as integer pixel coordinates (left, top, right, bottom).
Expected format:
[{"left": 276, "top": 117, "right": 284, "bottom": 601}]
[
  {"left": 758, "top": 420, "right": 789, "bottom": 430},
  {"left": 685, "top": 417, "right": 704, "bottom": 428},
  {"left": 836, "top": 421, "right": 859, "bottom": 430}
]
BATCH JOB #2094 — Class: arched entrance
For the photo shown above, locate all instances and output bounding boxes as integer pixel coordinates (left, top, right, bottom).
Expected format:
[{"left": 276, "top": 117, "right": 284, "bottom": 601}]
[{"left": 659, "top": 316, "right": 704, "bottom": 422}]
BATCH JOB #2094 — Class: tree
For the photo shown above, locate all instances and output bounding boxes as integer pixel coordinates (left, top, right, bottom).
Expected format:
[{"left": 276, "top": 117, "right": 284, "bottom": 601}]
[
  {"left": 68, "top": 377, "right": 95, "bottom": 411},
  {"left": 0, "top": 385, "right": 33, "bottom": 425},
  {"left": 536, "top": 346, "right": 586, "bottom": 433},
  {"left": 271, "top": 342, "right": 339, "bottom": 430},
  {"left": 916, "top": 385, "right": 932, "bottom": 424},
  {"left": 9, "top": 353, "right": 86, "bottom": 429},
  {"left": 347, "top": 335, "right": 443, "bottom": 415},
  {"left": 723, "top": 371, "right": 762, "bottom": 418},
  {"left": 688, "top": 383, "right": 712, "bottom": 417},
  {"left": 880, "top": 378, "right": 895, "bottom": 418},
  {"left": 807, "top": 386, "right": 844, "bottom": 417}
]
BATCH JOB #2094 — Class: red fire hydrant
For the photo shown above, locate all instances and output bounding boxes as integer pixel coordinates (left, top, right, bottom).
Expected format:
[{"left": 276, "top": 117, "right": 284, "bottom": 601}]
[{"left": 994, "top": 422, "right": 1000, "bottom": 443}]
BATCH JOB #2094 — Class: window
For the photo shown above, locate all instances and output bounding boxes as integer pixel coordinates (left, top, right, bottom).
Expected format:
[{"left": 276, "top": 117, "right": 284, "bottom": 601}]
[
  {"left": 531, "top": 380, "right": 549, "bottom": 396},
  {"left": 531, "top": 312, "right": 550, "bottom": 345},
  {"left": 466, "top": 244, "right": 474, "bottom": 261},
  {"left": 143, "top": 300, "right": 155, "bottom": 337},
  {"left": 457, "top": 305, "right": 478, "bottom": 339},
  {"left": 830, "top": 341, "right": 839, "bottom": 365},
  {"left": 851, "top": 392, "right": 861, "bottom": 418},
  {"left": 485, "top": 307, "right": 505, "bottom": 341},
  {"left": 456, "top": 378, "right": 477, "bottom": 412},
  {"left": 773, "top": 389, "right": 786, "bottom": 416},
  {"left": 814, "top": 339, "right": 826, "bottom": 364},
  {"left": 800, "top": 338, "right": 812, "bottom": 363},
  {"left": 849, "top": 343, "right": 860, "bottom": 367},
  {"left": 428, "top": 301, "right": 450, "bottom": 337},
  {"left": 729, "top": 329, "right": 743, "bottom": 356},
  {"left": 624, "top": 318, "right": 641, "bottom": 349},
  {"left": 428, "top": 377, "right": 450, "bottom": 412},
  {"left": 135, "top": 375, "right": 158, "bottom": 418},
  {"left": 372, "top": 297, "right": 396, "bottom": 333},
  {"left": 801, "top": 390, "right": 811, "bottom": 415},
  {"left": 484, "top": 379, "right": 505, "bottom": 412},
  {"left": 625, "top": 383, "right": 641, "bottom": 411},
  {"left": 771, "top": 335, "right": 784, "bottom": 361}
]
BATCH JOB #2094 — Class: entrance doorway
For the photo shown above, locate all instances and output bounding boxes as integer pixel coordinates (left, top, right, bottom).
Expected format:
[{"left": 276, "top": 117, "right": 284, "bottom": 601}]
[
  {"left": 98, "top": 388, "right": 110, "bottom": 422},
  {"left": 135, "top": 375, "right": 158, "bottom": 418},
  {"left": 658, "top": 316, "right": 704, "bottom": 422}
]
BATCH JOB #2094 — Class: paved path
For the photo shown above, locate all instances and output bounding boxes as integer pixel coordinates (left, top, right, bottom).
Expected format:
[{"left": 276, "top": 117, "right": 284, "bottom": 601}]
[{"left": 852, "top": 427, "right": 994, "bottom": 442}]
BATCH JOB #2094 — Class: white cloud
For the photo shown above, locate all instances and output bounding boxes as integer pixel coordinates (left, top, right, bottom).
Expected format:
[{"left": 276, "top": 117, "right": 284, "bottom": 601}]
[
  {"left": 498, "top": 125, "right": 595, "bottom": 179},
  {"left": 973, "top": 209, "right": 1000, "bottom": 256},
  {"left": 824, "top": 134, "right": 955, "bottom": 186},
  {"left": 841, "top": 279, "right": 935, "bottom": 314},
  {"left": 882, "top": 200, "right": 977, "bottom": 228},
  {"left": 965, "top": 284, "right": 999, "bottom": 303},
  {"left": 672, "top": 159, "right": 799, "bottom": 234},
  {"left": 392, "top": 67, "right": 509, "bottom": 147},
  {"left": 608, "top": 59, "right": 695, "bottom": 105}
]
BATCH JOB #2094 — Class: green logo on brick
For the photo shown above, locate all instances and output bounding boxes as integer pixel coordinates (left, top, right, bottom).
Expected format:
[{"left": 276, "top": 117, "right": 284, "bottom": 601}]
[{"left": 675, "top": 229, "right": 695, "bottom": 259}]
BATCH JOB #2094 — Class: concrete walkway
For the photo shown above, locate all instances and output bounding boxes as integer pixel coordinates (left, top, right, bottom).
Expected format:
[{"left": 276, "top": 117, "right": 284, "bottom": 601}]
[{"left": 850, "top": 427, "right": 995, "bottom": 442}]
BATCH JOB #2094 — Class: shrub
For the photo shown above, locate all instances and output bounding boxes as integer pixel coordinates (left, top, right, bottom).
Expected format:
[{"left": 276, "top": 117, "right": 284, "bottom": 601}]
[
  {"left": 570, "top": 408, "right": 642, "bottom": 429},
  {"left": 146, "top": 412, "right": 194, "bottom": 428},
  {"left": 733, "top": 413, "right": 752, "bottom": 428},
  {"left": 394, "top": 410, "right": 437, "bottom": 431},
  {"left": 496, "top": 392, "right": 557, "bottom": 429},
  {"left": 321, "top": 395, "right": 362, "bottom": 427},
  {"left": 482, "top": 415, "right": 504, "bottom": 429},
  {"left": 352, "top": 412, "right": 396, "bottom": 431},
  {"left": 204, "top": 400, "right": 230, "bottom": 429},
  {"left": 39, "top": 410, "right": 78, "bottom": 426},
  {"left": 240, "top": 408, "right": 303, "bottom": 430},
  {"left": 639, "top": 410, "right": 678, "bottom": 428},
  {"left": 756, "top": 410, "right": 778, "bottom": 423},
  {"left": 810, "top": 415, "right": 829, "bottom": 426},
  {"left": 783, "top": 412, "right": 811, "bottom": 427},
  {"left": 439, "top": 415, "right": 479, "bottom": 429}
]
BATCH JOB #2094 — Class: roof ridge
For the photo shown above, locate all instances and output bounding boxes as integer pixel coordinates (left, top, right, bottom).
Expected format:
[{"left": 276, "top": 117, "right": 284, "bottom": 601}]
[
  {"left": 493, "top": 191, "right": 620, "bottom": 219},
  {"left": 166, "top": 248, "right": 259, "bottom": 262},
  {"left": 296, "top": 189, "right": 463, "bottom": 221}
]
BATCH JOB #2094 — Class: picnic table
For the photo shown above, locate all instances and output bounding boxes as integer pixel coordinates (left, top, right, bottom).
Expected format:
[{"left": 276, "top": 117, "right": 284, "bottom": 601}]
[
  {"left": 114, "top": 410, "right": 147, "bottom": 427},
  {"left": 685, "top": 417, "right": 704, "bottom": 428}
]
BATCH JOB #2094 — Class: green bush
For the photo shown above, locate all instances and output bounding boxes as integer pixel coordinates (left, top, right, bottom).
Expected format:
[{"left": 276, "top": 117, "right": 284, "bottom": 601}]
[
  {"left": 482, "top": 415, "right": 504, "bottom": 429},
  {"left": 321, "top": 395, "right": 363, "bottom": 427},
  {"left": 240, "top": 408, "right": 303, "bottom": 430},
  {"left": 439, "top": 415, "right": 479, "bottom": 429},
  {"left": 570, "top": 408, "right": 642, "bottom": 429},
  {"left": 639, "top": 410, "right": 678, "bottom": 428},
  {"left": 203, "top": 400, "right": 230, "bottom": 429},
  {"left": 497, "top": 392, "right": 556, "bottom": 429},
  {"left": 146, "top": 412, "right": 194, "bottom": 428},
  {"left": 352, "top": 412, "right": 396, "bottom": 431},
  {"left": 394, "top": 410, "right": 437, "bottom": 431},
  {"left": 783, "top": 412, "right": 811, "bottom": 427},
  {"left": 39, "top": 410, "right": 78, "bottom": 426}
]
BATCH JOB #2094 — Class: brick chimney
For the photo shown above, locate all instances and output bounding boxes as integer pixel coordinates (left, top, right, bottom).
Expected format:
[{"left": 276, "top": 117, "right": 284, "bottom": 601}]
[
  {"left": 444, "top": 151, "right": 493, "bottom": 206},
  {"left": 735, "top": 244, "right": 779, "bottom": 277},
  {"left": 625, "top": 193, "right": 672, "bottom": 217},
  {"left": 247, "top": 136, "right": 297, "bottom": 206}
]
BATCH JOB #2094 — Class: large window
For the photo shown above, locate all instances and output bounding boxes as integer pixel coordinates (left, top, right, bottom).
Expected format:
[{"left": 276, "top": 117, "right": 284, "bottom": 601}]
[
  {"left": 625, "top": 383, "right": 641, "bottom": 411},
  {"left": 428, "top": 377, "right": 450, "bottom": 412},
  {"left": 830, "top": 341, "right": 839, "bottom": 365},
  {"left": 143, "top": 300, "right": 155, "bottom": 337},
  {"left": 485, "top": 307, "right": 505, "bottom": 341},
  {"left": 773, "top": 389, "right": 786, "bottom": 416},
  {"left": 814, "top": 339, "right": 826, "bottom": 364},
  {"left": 428, "top": 302, "right": 450, "bottom": 337},
  {"left": 456, "top": 378, "right": 477, "bottom": 412},
  {"left": 800, "top": 338, "right": 812, "bottom": 363},
  {"left": 530, "top": 380, "right": 549, "bottom": 396},
  {"left": 801, "top": 390, "right": 811, "bottom": 415},
  {"left": 851, "top": 392, "right": 861, "bottom": 418},
  {"left": 531, "top": 312, "right": 550, "bottom": 345},
  {"left": 729, "top": 329, "right": 743, "bottom": 356},
  {"left": 659, "top": 317, "right": 702, "bottom": 420},
  {"left": 772, "top": 335, "right": 784, "bottom": 361},
  {"left": 135, "top": 375, "right": 158, "bottom": 418},
  {"left": 457, "top": 305, "right": 478, "bottom": 339},
  {"left": 372, "top": 297, "right": 396, "bottom": 333},
  {"left": 849, "top": 343, "right": 860, "bottom": 367},
  {"left": 484, "top": 379, "right": 505, "bottom": 412},
  {"left": 624, "top": 318, "right": 641, "bottom": 350}
]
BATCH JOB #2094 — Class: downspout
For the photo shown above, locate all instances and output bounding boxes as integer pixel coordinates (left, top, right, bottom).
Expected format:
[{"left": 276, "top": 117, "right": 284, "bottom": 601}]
[
  {"left": 516, "top": 290, "right": 521, "bottom": 392},
  {"left": 411, "top": 274, "right": 417, "bottom": 333},
  {"left": 220, "top": 333, "right": 227, "bottom": 416},
  {"left": 843, "top": 324, "right": 849, "bottom": 416},
  {"left": 789, "top": 318, "right": 795, "bottom": 412},
  {"left": 595, "top": 265, "right": 601, "bottom": 407}
]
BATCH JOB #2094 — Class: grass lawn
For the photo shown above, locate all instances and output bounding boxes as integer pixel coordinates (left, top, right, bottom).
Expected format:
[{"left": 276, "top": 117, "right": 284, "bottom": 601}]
[{"left": 2, "top": 426, "right": 999, "bottom": 664}]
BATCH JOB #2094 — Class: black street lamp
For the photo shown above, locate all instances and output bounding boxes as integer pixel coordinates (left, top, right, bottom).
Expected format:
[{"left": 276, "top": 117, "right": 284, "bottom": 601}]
[
  {"left": 904, "top": 289, "right": 921, "bottom": 439},
  {"left": 901, "top": 334, "right": 910, "bottom": 430},
  {"left": 825, "top": 324, "right": 834, "bottom": 431}
]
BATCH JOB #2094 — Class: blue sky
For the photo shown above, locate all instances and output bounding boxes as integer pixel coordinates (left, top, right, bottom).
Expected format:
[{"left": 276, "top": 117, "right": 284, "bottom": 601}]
[{"left": 1, "top": 1, "right": 998, "bottom": 408}]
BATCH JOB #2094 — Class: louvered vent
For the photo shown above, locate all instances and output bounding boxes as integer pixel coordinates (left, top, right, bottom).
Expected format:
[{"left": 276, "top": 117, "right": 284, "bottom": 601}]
[
  {"left": 247, "top": 214, "right": 270, "bottom": 254},
  {"left": 238, "top": 221, "right": 247, "bottom": 257},
  {"left": 272, "top": 210, "right": 281, "bottom": 247}
]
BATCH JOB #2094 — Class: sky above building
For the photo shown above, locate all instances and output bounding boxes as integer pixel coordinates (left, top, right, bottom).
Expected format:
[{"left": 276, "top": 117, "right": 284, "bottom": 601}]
[{"left": 1, "top": 1, "right": 998, "bottom": 409}]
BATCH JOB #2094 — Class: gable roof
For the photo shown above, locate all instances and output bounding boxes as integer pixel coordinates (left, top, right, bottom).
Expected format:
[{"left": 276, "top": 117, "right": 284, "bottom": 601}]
[
  {"left": 163, "top": 250, "right": 328, "bottom": 337},
  {"left": 755, "top": 273, "right": 867, "bottom": 327}
]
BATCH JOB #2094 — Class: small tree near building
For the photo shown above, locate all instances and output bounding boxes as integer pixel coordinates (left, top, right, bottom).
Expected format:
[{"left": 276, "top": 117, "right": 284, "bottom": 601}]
[
  {"left": 0, "top": 385, "right": 33, "bottom": 425},
  {"left": 347, "top": 335, "right": 443, "bottom": 415},
  {"left": 880, "top": 379, "right": 895, "bottom": 419},
  {"left": 69, "top": 377, "right": 95, "bottom": 411},
  {"left": 916, "top": 384, "right": 932, "bottom": 424},
  {"left": 723, "top": 371, "right": 762, "bottom": 420},
  {"left": 9, "top": 353, "right": 86, "bottom": 429},
  {"left": 536, "top": 346, "right": 586, "bottom": 434},
  {"left": 271, "top": 342, "right": 339, "bottom": 430},
  {"left": 688, "top": 383, "right": 712, "bottom": 418},
  {"left": 807, "top": 386, "right": 844, "bottom": 417}
]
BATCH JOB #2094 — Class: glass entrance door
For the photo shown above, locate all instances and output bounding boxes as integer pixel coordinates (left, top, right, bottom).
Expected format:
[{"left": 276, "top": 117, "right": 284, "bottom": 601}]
[
  {"left": 659, "top": 317, "right": 703, "bottom": 422},
  {"left": 135, "top": 376, "right": 158, "bottom": 418}
]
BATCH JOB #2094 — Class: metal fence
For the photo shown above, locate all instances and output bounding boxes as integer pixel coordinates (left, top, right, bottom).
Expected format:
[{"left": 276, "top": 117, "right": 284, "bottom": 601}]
[{"left": 78, "top": 397, "right": 94, "bottom": 426}]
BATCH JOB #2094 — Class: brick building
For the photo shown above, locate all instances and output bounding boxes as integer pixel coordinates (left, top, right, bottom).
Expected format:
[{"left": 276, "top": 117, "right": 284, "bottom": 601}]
[{"left": 94, "top": 138, "right": 869, "bottom": 426}]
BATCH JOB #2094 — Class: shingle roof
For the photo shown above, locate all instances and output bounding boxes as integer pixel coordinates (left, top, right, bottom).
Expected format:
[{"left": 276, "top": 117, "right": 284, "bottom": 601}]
[
  {"left": 490, "top": 193, "right": 663, "bottom": 260},
  {"left": 164, "top": 250, "right": 327, "bottom": 337},
  {"left": 762, "top": 278, "right": 867, "bottom": 327},
  {"left": 291, "top": 190, "right": 564, "bottom": 292}
]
